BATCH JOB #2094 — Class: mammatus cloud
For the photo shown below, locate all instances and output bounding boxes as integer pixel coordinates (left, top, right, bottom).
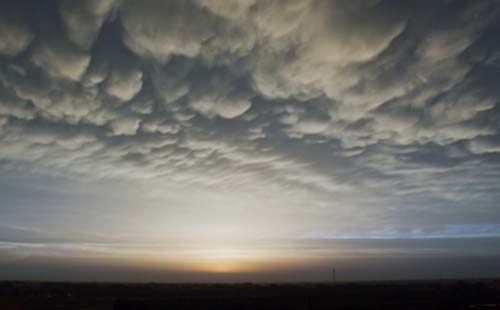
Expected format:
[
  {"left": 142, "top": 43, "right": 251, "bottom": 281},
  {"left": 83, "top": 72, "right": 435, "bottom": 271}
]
[
  {"left": 59, "top": 0, "right": 116, "bottom": 49},
  {"left": 0, "top": 0, "right": 500, "bottom": 242},
  {"left": 0, "top": 15, "right": 33, "bottom": 57}
]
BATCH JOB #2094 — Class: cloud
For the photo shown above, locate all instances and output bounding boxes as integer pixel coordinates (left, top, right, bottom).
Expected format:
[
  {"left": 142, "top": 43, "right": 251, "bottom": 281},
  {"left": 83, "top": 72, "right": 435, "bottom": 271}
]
[
  {"left": 188, "top": 71, "right": 253, "bottom": 119},
  {"left": 151, "top": 63, "right": 191, "bottom": 105},
  {"left": 59, "top": 0, "right": 115, "bottom": 49},
  {"left": 190, "top": 97, "right": 251, "bottom": 119},
  {"left": 104, "top": 66, "right": 143, "bottom": 102},
  {"left": 120, "top": 0, "right": 214, "bottom": 62},
  {"left": 141, "top": 121, "right": 179, "bottom": 135},
  {"left": 196, "top": 0, "right": 255, "bottom": 19},
  {"left": 0, "top": 0, "right": 499, "bottom": 243},
  {"left": 0, "top": 84, "right": 36, "bottom": 120},
  {"left": 0, "top": 16, "right": 33, "bottom": 57},
  {"left": 416, "top": 1, "right": 492, "bottom": 62},
  {"left": 31, "top": 39, "right": 91, "bottom": 81},
  {"left": 108, "top": 116, "right": 141, "bottom": 136},
  {"left": 469, "top": 138, "right": 500, "bottom": 154},
  {"left": 250, "top": 0, "right": 406, "bottom": 100}
]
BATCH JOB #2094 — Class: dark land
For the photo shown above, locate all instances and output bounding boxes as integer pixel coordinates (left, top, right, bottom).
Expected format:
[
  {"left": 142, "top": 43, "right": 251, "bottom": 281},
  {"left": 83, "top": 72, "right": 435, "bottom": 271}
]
[{"left": 1, "top": 279, "right": 500, "bottom": 310}]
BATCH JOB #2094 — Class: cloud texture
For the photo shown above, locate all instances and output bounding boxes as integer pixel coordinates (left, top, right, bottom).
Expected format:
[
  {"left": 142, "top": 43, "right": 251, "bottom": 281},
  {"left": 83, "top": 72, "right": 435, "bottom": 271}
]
[{"left": 1, "top": 0, "right": 500, "bottom": 241}]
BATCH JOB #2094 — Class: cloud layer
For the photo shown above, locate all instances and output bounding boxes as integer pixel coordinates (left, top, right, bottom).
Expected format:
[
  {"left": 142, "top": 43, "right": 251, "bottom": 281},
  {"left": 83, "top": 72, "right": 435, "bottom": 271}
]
[{"left": 1, "top": 0, "right": 500, "bottom": 241}]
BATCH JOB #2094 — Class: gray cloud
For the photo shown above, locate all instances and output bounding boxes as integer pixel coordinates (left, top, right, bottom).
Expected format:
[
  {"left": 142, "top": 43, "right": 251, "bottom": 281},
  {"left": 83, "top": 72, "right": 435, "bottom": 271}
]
[
  {"left": 58, "top": 0, "right": 115, "bottom": 49},
  {"left": 0, "top": 0, "right": 500, "bottom": 244},
  {"left": 104, "top": 66, "right": 143, "bottom": 102},
  {"left": 120, "top": 0, "right": 215, "bottom": 63},
  {"left": 31, "top": 38, "right": 91, "bottom": 81},
  {"left": 0, "top": 15, "right": 33, "bottom": 57},
  {"left": 469, "top": 137, "right": 500, "bottom": 154}
]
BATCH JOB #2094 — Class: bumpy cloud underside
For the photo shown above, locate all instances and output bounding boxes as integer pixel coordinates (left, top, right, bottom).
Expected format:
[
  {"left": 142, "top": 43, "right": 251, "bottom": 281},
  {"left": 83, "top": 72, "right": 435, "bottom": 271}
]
[{"left": 1, "top": 0, "right": 500, "bottom": 236}]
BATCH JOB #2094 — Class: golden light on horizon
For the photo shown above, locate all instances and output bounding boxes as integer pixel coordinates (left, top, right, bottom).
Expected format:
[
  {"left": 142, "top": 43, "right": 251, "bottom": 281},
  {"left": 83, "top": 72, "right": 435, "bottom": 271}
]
[
  {"left": 196, "top": 260, "right": 246, "bottom": 274},
  {"left": 109, "top": 242, "right": 336, "bottom": 276},
  {"left": 187, "top": 247, "right": 260, "bottom": 274}
]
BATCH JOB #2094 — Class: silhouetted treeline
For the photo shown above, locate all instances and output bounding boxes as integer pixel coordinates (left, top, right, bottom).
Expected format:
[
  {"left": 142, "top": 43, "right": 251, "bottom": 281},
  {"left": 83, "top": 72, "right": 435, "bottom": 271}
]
[{"left": 0, "top": 279, "right": 499, "bottom": 309}]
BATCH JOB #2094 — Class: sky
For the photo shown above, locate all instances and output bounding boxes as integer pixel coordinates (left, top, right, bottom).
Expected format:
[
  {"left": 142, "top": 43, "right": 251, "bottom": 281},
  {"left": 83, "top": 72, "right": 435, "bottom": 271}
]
[{"left": 1, "top": 0, "right": 500, "bottom": 282}]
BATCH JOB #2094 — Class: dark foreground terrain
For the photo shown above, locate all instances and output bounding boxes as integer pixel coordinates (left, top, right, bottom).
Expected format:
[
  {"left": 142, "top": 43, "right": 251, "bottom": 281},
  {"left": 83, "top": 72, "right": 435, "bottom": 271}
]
[{"left": 1, "top": 279, "right": 499, "bottom": 310}]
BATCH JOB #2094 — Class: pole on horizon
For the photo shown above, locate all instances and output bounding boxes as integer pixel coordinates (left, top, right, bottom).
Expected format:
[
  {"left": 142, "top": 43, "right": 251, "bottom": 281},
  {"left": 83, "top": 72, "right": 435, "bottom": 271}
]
[{"left": 332, "top": 267, "right": 336, "bottom": 283}]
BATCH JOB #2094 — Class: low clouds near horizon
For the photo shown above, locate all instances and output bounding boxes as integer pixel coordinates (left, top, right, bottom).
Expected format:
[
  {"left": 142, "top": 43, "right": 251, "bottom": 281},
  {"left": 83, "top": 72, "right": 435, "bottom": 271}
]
[{"left": 1, "top": 0, "right": 500, "bottom": 250}]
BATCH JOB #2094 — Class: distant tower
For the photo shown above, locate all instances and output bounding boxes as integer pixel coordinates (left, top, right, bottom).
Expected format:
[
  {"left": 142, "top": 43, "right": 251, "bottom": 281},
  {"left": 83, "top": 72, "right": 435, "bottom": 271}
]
[{"left": 332, "top": 267, "right": 336, "bottom": 283}]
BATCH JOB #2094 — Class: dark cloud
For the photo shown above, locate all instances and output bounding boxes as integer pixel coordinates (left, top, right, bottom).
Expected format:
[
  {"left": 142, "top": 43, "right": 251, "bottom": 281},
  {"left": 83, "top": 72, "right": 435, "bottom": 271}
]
[{"left": 0, "top": 0, "right": 500, "bottom": 246}]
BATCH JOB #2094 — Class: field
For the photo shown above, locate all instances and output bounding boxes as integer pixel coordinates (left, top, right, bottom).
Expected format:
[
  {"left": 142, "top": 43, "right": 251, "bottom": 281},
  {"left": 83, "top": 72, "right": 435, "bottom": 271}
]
[{"left": 1, "top": 279, "right": 499, "bottom": 309}]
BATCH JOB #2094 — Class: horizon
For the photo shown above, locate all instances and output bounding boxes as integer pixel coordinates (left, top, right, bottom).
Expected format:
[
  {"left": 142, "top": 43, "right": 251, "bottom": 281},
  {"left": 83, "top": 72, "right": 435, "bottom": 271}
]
[{"left": 1, "top": 0, "right": 500, "bottom": 282}]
